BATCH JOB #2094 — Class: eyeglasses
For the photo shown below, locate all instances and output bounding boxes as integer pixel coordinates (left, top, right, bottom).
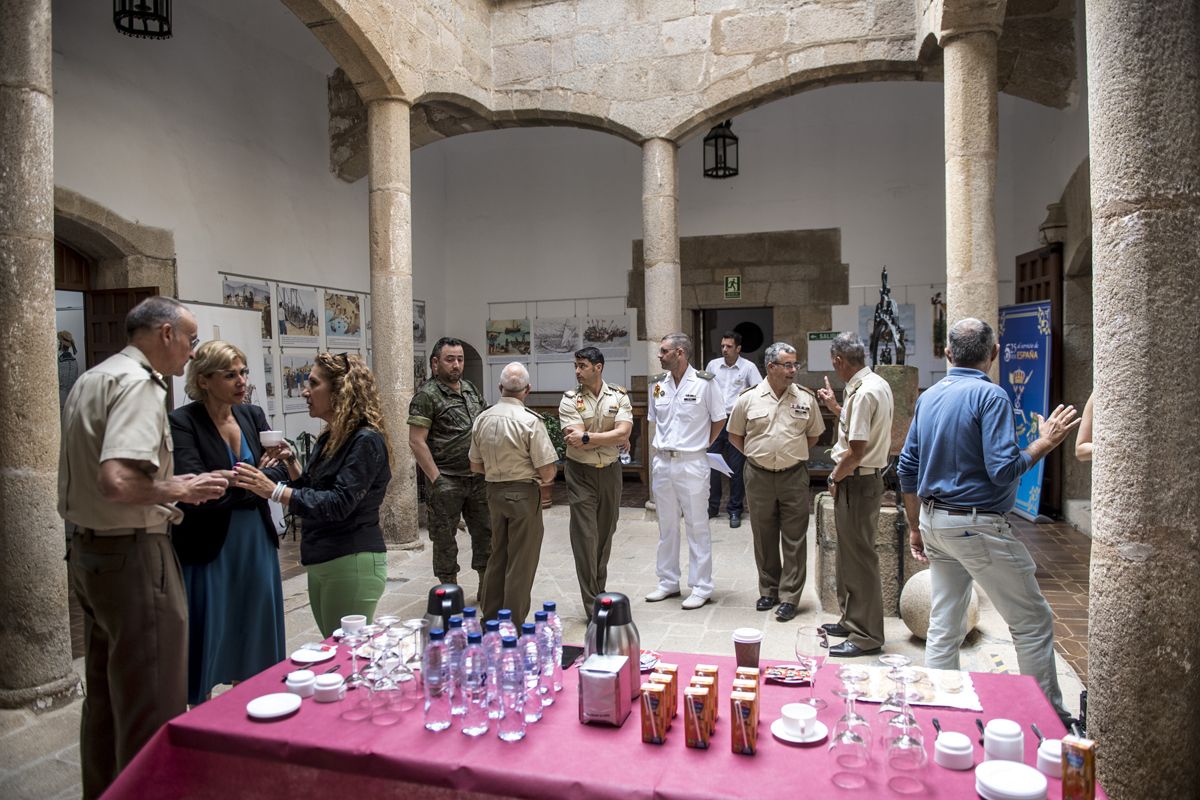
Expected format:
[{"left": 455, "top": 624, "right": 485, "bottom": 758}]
[
  {"left": 771, "top": 362, "right": 799, "bottom": 371},
  {"left": 189, "top": 336, "right": 201, "bottom": 349}
]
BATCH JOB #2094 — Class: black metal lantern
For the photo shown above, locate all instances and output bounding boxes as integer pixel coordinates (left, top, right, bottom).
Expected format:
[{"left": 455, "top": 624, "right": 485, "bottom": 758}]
[
  {"left": 114, "top": 0, "right": 172, "bottom": 39},
  {"left": 703, "top": 120, "right": 738, "bottom": 179}
]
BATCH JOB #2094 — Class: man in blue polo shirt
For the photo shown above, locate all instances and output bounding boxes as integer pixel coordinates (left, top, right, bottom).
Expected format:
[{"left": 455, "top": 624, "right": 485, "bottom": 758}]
[{"left": 897, "top": 318, "right": 1079, "bottom": 722}]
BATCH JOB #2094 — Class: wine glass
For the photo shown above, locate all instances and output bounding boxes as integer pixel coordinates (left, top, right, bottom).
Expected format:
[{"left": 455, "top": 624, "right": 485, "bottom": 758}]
[
  {"left": 342, "top": 631, "right": 368, "bottom": 690},
  {"left": 885, "top": 716, "right": 928, "bottom": 794},
  {"left": 794, "top": 626, "right": 829, "bottom": 709},
  {"left": 879, "top": 653, "right": 922, "bottom": 704},
  {"left": 358, "top": 623, "right": 385, "bottom": 681},
  {"left": 402, "top": 618, "right": 430, "bottom": 670},
  {"left": 832, "top": 665, "right": 872, "bottom": 747}
]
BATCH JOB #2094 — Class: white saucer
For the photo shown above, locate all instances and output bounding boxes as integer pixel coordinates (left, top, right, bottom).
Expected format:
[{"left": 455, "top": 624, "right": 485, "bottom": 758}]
[
  {"left": 290, "top": 647, "right": 336, "bottom": 665},
  {"left": 770, "top": 718, "right": 828, "bottom": 745},
  {"left": 246, "top": 692, "right": 302, "bottom": 720}
]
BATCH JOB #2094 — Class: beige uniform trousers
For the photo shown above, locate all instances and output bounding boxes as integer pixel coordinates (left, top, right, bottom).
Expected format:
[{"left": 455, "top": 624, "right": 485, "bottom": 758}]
[
  {"left": 832, "top": 473, "right": 886, "bottom": 650},
  {"left": 744, "top": 462, "right": 811, "bottom": 605},
  {"left": 481, "top": 480, "right": 544, "bottom": 624}
]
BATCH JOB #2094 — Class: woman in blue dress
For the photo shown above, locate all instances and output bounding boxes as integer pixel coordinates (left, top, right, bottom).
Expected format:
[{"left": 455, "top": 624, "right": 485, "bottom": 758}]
[{"left": 170, "top": 341, "right": 286, "bottom": 705}]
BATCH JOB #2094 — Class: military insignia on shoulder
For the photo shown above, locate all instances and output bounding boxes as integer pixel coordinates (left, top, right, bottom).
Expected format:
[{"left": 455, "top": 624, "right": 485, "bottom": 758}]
[
  {"left": 696, "top": 370, "right": 715, "bottom": 380},
  {"left": 610, "top": 384, "right": 627, "bottom": 395},
  {"left": 738, "top": 385, "right": 755, "bottom": 396},
  {"left": 648, "top": 372, "right": 666, "bottom": 383},
  {"left": 797, "top": 385, "right": 818, "bottom": 399},
  {"left": 524, "top": 407, "right": 545, "bottom": 421},
  {"left": 563, "top": 389, "right": 577, "bottom": 399}
]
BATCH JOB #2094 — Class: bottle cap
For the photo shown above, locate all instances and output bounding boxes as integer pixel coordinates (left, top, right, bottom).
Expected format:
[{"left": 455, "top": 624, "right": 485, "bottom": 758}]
[
  {"left": 543, "top": 601, "right": 557, "bottom": 612},
  {"left": 498, "top": 609, "right": 512, "bottom": 619},
  {"left": 463, "top": 606, "right": 477, "bottom": 618},
  {"left": 467, "top": 632, "right": 482, "bottom": 644},
  {"left": 430, "top": 628, "right": 445, "bottom": 640},
  {"left": 534, "top": 610, "right": 548, "bottom": 621},
  {"left": 449, "top": 616, "right": 463, "bottom": 628},
  {"left": 501, "top": 636, "right": 518, "bottom": 648},
  {"left": 485, "top": 619, "right": 500, "bottom": 632},
  {"left": 521, "top": 622, "right": 536, "bottom": 634}
]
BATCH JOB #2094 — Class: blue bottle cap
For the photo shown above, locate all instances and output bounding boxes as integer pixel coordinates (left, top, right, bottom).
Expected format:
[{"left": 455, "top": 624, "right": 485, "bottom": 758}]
[
  {"left": 521, "top": 622, "right": 536, "bottom": 634},
  {"left": 462, "top": 606, "right": 477, "bottom": 618},
  {"left": 448, "top": 615, "right": 463, "bottom": 628},
  {"left": 534, "top": 610, "right": 548, "bottom": 622},
  {"left": 501, "top": 636, "right": 518, "bottom": 648},
  {"left": 430, "top": 628, "right": 445, "bottom": 640},
  {"left": 484, "top": 619, "right": 500, "bottom": 632},
  {"left": 543, "top": 601, "right": 557, "bottom": 612},
  {"left": 467, "top": 632, "right": 482, "bottom": 644},
  {"left": 497, "top": 609, "right": 512, "bottom": 620}
]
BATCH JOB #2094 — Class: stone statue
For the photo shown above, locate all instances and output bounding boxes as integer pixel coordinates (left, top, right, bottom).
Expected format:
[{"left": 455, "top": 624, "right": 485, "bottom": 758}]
[{"left": 869, "top": 267, "right": 906, "bottom": 366}]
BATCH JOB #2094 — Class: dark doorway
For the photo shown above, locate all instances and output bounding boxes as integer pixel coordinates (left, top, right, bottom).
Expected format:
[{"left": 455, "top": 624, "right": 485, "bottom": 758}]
[
  {"left": 461, "top": 341, "right": 484, "bottom": 391},
  {"left": 697, "top": 307, "right": 774, "bottom": 372}
]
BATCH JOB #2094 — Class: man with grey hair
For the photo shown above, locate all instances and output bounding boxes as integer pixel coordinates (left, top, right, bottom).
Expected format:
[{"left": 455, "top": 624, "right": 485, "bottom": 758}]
[
  {"left": 727, "top": 342, "right": 825, "bottom": 621},
  {"left": 469, "top": 362, "right": 558, "bottom": 622},
  {"left": 646, "top": 333, "right": 726, "bottom": 610},
  {"left": 898, "top": 318, "right": 1079, "bottom": 722},
  {"left": 820, "top": 331, "right": 893, "bottom": 656},
  {"left": 60, "top": 296, "right": 228, "bottom": 797}
]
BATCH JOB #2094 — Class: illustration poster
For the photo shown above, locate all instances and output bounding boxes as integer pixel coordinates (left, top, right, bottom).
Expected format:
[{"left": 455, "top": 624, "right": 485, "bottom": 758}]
[
  {"left": 583, "top": 315, "right": 630, "bottom": 360},
  {"left": 325, "top": 291, "right": 362, "bottom": 349},
  {"left": 486, "top": 318, "right": 530, "bottom": 363},
  {"left": 276, "top": 284, "right": 320, "bottom": 348},
  {"left": 414, "top": 351, "right": 427, "bottom": 385},
  {"left": 262, "top": 352, "right": 276, "bottom": 416},
  {"left": 532, "top": 317, "right": 581, "bottom": 362},
  {"left": 413, "top": 300, "right": 426, "bottom": 345},
  {"left": 999, "top": 301, "right": 1052, "bottom": 521},
  {"left": 280, "top": 353, "right": 317, "bottom": 413},
  {"left": 221, "top": 276, "right": 273, "bottom": 344}
]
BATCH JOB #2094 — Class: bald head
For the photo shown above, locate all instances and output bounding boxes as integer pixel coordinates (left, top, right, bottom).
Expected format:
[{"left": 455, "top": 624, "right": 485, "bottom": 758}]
[
  {"left": 499, "top": 362, "right": 531, "bottom": 396},
  {"left": 946, "top": 318, "right": 997, "bottom": 369}
]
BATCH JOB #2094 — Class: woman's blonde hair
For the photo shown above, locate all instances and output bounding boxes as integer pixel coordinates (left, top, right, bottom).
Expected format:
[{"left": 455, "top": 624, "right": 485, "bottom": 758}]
[
  {"left": 185, "top": 340, "right": 247, "bottom": 401},
  {"left": 314, "top": 352, "right": 391, "bottom": 465}
]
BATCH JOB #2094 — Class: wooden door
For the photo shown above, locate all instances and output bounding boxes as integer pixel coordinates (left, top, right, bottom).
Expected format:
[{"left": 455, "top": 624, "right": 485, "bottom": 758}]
[
  {"left": 84, "top": 287, "right": 158, "bottom": 368},
  {"left": 1014, "top": 244, "right": 1063, "bottom": 517}
]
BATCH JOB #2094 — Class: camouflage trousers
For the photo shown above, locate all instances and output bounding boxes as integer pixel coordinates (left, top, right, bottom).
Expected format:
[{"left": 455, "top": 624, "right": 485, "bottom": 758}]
[{"left": 427, "top": 473, "right": 492, "bottom": 579}]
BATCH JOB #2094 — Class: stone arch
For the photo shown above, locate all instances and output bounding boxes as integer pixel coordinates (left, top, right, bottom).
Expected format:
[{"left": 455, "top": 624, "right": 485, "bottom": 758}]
[
  {"left": 412, "top": 91, "right": 643, "bottom": 148},
  {"left": 279, "top": 0, "right": 406, "bottom": 101},
  {"left": 53, "top": 187, "right": 177, "bottom": 296}
]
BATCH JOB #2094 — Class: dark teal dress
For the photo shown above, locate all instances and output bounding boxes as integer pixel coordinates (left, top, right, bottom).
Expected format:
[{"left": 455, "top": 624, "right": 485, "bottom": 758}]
[{"left": 181, "top": 432, "right": 286, "bottom": 704}]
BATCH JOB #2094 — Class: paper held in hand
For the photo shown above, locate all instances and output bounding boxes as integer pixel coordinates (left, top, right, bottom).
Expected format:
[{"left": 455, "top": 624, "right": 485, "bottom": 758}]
[{"left": 707, "top": 453, "right": 733, "bottom": 476}]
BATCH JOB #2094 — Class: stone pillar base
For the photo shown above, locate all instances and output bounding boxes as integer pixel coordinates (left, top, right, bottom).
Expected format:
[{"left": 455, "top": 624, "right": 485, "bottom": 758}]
[
  {"left": 814, "top": 492, "right": 927, "bottom": 616},
  {"left": 0, "top": 674, "right": 82, "bottom": 711}
]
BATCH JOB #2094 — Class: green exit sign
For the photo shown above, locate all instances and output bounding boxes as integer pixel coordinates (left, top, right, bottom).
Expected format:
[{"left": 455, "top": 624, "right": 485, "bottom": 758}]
[{"left": 724, "top": 275, "right": 742, "bottom": 299}]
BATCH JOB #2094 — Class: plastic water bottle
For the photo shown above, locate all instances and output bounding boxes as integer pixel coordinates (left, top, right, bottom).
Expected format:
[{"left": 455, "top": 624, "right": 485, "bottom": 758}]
[
  {"left": 459, "top": 632, "right": 489, "bottom": 737},
  {"left": 533, "top": 611, "right": 555, "bottom": 706},
  {"left": 462, "top": 606, "right": 482, "bottom": 638},
  {"left": 518, "top": 623, "right": 544, "bottom": 723},
  {"left": 542, "top": 601, "right": 564, "bottom": 692},
  {"left": 482, "top": 619, "right": 503, "bottom": 720},
  {"left": 422, "top": 628, "right": 452, "bottom": 732},
  {"left": 445, "top": 616, "right": 467, "bottom": 716},
  {"left": 496, "top": 636, "right": 526, "bottom": 742},
  {"left": 497, "top": 608, "right": 518, "bottom": 639},
  {"left": 618, "top": 443, "right": 632, "bottom": 465}
]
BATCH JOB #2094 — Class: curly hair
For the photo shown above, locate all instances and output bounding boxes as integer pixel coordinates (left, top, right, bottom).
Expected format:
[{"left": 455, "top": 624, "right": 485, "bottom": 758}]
[
  {"left": 314, "top": 352, "right": 392, "bottom": 465},
  {"left": 184, "top": 340, "right": 247, "bottom": 401}
]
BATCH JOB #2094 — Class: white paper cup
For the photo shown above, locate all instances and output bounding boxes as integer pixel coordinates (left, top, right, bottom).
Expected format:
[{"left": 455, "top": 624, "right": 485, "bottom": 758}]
[
  {"left": 259, "top": 430, "right": 285, "bottom": 447},
  {"left": 780, "top": 702, "right": 817, "bottom": 737},
  {"left": 934, "top": 731, "right": 974, "bottom": 770},
  {"left": 340, "top": 614, "right": 366, "bottom": 635},
  {"left": 732, "top": 627, "right": 764, "bottom": 669},
  {"left": 983, "top": 718, "right": 1025, "bottom": 762},
  {"left": 1036, "top": 739, "right": 1063, "bottom": 778}
]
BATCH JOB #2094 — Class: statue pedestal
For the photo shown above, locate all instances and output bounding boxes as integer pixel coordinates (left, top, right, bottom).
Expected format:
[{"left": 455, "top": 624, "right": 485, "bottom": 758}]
[{"left": 874, "top": 364, "right": 920, "bottom": 456}]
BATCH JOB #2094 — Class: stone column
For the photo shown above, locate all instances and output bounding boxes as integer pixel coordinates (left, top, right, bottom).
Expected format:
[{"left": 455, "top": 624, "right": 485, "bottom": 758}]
[
  {"left": 1085, "top": 1, "right": 1200, "bottom": 796},
  {"left": 642, "top": 138, "right": 681, "bottom": 360},
  {"left": 0, "top": 0, "right": 78, "bottom": 706},
  {"left": 941, "top": 28, "right": 999, "bottom": 331},
  {"left": 366, "top": 97, "right": 418, "bottom": 548}
]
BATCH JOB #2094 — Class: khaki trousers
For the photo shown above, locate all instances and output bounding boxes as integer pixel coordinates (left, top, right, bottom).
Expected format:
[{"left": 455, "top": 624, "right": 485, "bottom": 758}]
[
  {"left": 744, "top": 462, "right": 811, "bottom": 604},
  {"left": 68, "top": 529, "right": 188, "bottom": 799},
  {"left": 832, "top": 473, "right": 886, "bottom": 650},
  {"left": 565, "top": 459, "right": 622, "bottom": 618},
  {"left": 481, "top": 481, "right": 544, "bottom": 624}
]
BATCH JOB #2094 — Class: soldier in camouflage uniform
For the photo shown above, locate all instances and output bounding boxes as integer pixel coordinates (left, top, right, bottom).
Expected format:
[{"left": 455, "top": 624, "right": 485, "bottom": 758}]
[{"left": 407, "top": 337, "right": 491, "bottom": 586}]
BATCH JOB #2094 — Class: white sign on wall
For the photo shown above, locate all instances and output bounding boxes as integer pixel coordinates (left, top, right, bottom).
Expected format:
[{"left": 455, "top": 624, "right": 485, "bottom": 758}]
[{"left": 807, "top": 331, "right": 840, "bottom": 373}]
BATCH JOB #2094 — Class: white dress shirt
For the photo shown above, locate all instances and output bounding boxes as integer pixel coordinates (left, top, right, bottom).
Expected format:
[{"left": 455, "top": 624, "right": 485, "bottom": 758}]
[
  {"left": 649, "top": 366, "right": 726, "bottom": 452},
  {"left": 704, "top": 355, "right": 763, "bottom": 414}
]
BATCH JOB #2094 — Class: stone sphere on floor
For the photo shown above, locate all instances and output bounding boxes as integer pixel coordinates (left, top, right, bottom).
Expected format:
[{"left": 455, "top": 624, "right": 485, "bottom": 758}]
[{"left": 899, "top": 568, "right": 980, "bottom": 640}]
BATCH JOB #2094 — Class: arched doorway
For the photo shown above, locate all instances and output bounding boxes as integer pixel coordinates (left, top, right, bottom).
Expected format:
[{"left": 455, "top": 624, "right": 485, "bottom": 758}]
[{"left": 461, "top": 341, "right": 484, "bottom": 391}]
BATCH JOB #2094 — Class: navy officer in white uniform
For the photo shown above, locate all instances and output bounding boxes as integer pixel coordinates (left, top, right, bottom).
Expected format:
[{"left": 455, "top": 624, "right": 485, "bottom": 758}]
[{"left": 645, "top": 332, "right": 726, "bottom": 610}]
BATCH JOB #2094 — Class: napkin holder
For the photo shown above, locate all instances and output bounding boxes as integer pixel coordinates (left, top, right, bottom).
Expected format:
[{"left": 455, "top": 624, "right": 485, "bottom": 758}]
[{"left": 578, "top": 654, "right": 631, "bottom": 726}]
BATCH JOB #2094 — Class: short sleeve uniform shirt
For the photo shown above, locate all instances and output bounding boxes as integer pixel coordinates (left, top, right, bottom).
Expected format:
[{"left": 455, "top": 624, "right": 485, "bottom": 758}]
[
  {"left": 648, "top": 366, "right": 726, "bottom": 452},
  {"left": 469, "top": 398, "right": 558, "bottom": 482},
  {"left": 558, "top": 381, "right": 634, "bottom": 467},
  {"left": 830, "top": 367, "right": 894, "bottom": 470},
  {"left": 727, "top": 383, "right": 826, "bottom": 470}
]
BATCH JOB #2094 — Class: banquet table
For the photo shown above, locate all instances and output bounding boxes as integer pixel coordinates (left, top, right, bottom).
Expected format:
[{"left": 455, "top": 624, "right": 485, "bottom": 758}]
[{"left": 102, "top": 647, "right": 1106, "bottom": 799}]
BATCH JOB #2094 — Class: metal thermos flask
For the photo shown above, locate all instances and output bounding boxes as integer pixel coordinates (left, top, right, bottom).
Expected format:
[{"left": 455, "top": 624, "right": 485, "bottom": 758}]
[
  {"left": 584, "top": 592, "right": 641, "bottom": 699},
  {"left": 423, "top": 583, "right": 465, "bottom": 633}
]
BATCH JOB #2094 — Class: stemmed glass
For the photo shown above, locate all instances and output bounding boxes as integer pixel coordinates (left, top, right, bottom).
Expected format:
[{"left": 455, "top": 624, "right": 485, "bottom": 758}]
[
  {"left": 342, "top": 631, "right": 369, "bottom": 690},
  {"left": 885, "top": 712, "right": 928, "bottom": 794},
  {"left": 357, "top": 623, "right": 385, "bottom": 681},
  {"left": 827, "top": 667, "right": 870, "bottom": 791},
  {"left": 832, "top": 665, "right": 872, "bottom": 748},
  {"left": 794, "top": 626, "right": 829, "bottom": 709},
  {"left": 879, "top": 653, "right": 922, "bottom": 704},
  {"left": 402, "top": 618, "right": 430, "bottom": 671}
]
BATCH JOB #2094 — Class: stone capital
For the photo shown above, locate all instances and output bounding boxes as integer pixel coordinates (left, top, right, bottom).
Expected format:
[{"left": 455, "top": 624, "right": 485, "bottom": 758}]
[{"left": 931, "top": 0, "right": 1007, "bottom": 45}]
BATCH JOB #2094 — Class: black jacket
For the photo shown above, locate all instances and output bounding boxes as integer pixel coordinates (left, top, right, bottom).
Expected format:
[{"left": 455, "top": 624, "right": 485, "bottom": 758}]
[
  {"left": 287, "top": 426, "right": 390, "bottom": 566},
  {"left": 169, "top": 401, "right": 278, "bottom": 565}
]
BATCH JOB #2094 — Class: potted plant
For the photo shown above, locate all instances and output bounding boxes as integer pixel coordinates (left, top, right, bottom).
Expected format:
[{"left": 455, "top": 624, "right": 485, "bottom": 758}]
[{"left": 540, "top": 416, "right": 567, "bottom": 508}]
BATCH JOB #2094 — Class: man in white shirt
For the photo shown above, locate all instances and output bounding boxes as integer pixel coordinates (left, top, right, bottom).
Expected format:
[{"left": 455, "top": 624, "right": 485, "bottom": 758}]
[
  {"left": 704, "top": 331, "right": 762, "bottom": 528},
  {"left": 646, "top": 333, "right": 727, "bottom": 610}
]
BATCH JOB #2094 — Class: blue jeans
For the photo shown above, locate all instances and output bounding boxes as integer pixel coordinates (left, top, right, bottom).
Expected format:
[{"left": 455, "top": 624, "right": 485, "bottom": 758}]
[
  {"left": 920, "top": 505, "right": 1068, "bottom": 722},
  {"left": 707, "top": 424, "right": 746, "bottom": 515}
]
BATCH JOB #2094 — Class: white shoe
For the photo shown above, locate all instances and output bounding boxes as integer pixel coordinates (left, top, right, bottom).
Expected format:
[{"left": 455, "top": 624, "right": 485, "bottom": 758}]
[
  {"left": 681, "top": 593, "right": 710, "bottom": 610},
  {"left": 644, "top": 587, "right": 681, "bottom": 602}
]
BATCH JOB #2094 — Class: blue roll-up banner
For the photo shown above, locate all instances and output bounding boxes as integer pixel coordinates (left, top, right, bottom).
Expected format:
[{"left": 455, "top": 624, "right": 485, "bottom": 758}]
[{"left": 999, "top": 301, "right": 1052, "bottom": 521}]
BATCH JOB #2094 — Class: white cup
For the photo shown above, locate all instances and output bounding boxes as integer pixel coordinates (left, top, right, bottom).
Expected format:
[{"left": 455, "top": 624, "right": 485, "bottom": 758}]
[
  {"left": 933, "top": 731, "right": 974, "bottom": 770},
  {"left": 285, "top": 669, "right": 315, "bottom": 698},
  {"left": 983, "top": 718, "right": 1025, "bottom": 762},
  {"left": 780, "top": 702, "right": 817, "bottom": 738},
  {"left": 1036, "top": 739, "right": 1063, "bottom": 778},
  {"left": 259, "top": 430, "right": 285, "bottom": 447},
  {"left": 732, "top": 627, "right": 764, "bottom": 669},
  {"left": 340, "top": 614, "right": 366, "bottom": 635},
  {"left": 313, "top": 673, "right": 346, "bottom": 703}
]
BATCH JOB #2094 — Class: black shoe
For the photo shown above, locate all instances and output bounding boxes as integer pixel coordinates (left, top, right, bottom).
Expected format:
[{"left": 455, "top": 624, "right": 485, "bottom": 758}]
[
  {"left": 729, "top": 513, "right": 741, "bottom": 528},
  {"left": 708, "top": 509, "right": 720, "bottom": 519},
  {"left": 755, "top": 595, "right": 779, "bottom": 611},
  {"left": 828, "top": 641, "right": 882, "bottom": 658},
  {"left": 821, "top": 622, "right": 851, "bottom": 638},
  {"left": 774, "top": 602, "right": 798, "bottom": 621}
]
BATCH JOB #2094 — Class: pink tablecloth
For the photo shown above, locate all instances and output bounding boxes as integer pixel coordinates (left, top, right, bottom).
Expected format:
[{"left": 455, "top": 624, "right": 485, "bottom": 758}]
[{"left": 102, "top": 648, "right": 1105, "bottom": 799}]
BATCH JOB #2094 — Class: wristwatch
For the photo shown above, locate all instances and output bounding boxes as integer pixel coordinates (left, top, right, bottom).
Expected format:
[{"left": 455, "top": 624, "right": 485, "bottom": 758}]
[
  {"left": 582, "top": 432, "right": 590, "bottom": 445},
  {"left": 826, "top": 475, "right": 838, "bottom": 488}
]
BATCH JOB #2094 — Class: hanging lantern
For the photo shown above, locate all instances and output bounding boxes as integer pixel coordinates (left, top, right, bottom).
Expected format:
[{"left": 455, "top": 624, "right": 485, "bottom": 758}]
[
  {"left": 114, "top": 0, "right": 172, "bottom": 39},
  {"left": 703, "top": 120, "right": 738, "bottom": 179}
]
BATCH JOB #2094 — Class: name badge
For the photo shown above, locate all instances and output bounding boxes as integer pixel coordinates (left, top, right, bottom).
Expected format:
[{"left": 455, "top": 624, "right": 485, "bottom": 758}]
[{"left": 682, "top": 394, "right": 699, "bottom": 404}]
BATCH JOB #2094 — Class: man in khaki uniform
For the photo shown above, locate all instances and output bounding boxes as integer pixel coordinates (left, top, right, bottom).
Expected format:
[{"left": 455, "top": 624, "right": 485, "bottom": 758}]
[
  {"left": 727, "top": 342, "right": 825, "bottom": 622},
  {"left": 470, "top": 362, "right": 558, "bottom": 623},
  {"left": 818, "top": 332, "right": 894, "bottom": 657},
  {"left": 558, "top": 347, "right": 633, "bottom": 619},
  {"left": 59, "top": 297, "right": 228, "bottom": 799}
]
